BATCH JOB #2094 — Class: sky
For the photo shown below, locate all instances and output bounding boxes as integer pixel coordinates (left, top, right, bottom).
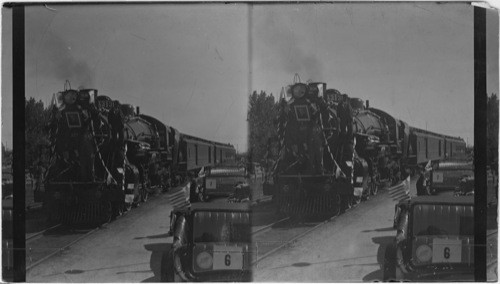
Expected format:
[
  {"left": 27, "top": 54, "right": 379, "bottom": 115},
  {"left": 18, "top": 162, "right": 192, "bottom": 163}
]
[{"left": 2, "top": 3, "right": 499, "bottom": 150}]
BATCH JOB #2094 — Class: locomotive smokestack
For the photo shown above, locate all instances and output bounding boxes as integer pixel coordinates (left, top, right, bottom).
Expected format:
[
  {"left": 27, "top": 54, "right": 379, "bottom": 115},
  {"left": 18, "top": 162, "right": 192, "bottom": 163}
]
[
  {"left": 366, "top": 100, "right": 370, "bottom": 109},
  {"left": 136, "top": 106, "right": 140, "bottom": 115}
]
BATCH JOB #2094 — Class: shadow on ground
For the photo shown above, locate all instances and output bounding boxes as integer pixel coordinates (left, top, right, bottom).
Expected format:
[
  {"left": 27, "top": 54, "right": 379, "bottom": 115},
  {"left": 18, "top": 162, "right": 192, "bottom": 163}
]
[
  {"left": 134, "top": 233, "right": 171, "bottom": 240},
  {"left": 362, "top": 236, "right": 394, "bottom": 282},
  {"left": 142, "top": 242, "right": 170, "bottom": 282},
  {"left": 361, "top": 227, "right": 395, "bottom": 233},
  {"left": 264, "top": 254, "right": 378, "bottom": 271}
]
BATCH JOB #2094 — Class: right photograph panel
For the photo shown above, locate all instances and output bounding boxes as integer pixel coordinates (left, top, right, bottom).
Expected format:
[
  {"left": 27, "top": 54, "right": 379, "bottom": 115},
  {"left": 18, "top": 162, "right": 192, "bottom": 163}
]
[{"left": 247, "top": 3, "right": 498, "bottom": 282}]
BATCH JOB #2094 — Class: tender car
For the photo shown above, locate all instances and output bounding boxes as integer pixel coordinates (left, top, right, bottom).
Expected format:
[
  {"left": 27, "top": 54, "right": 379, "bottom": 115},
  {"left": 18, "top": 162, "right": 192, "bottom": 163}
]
[
  {"left": 385, "top": 196, "right": 474, "bottom": 281},
  {"left": 161, "top": 203, "right": 252, "bottom": 282},
  {"left": 200, "top": 167, "right": 248, "bottom": 200}
]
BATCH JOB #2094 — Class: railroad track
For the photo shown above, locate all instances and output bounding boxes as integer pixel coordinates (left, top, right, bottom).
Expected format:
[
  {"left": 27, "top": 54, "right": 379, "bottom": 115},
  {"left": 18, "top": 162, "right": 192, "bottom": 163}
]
[
  {"left": 251, "top": 217, "right": 290, "bottom": 237},
  {"left": 26, "top": 224, "right": 62, "bottom": 243},
  {"left": 251, "top": 205, "right": 362, "bottom": 265},
  {"left": 25, "top": 185, "right": 175, "bottom": 271},
  {"left": 26, "top": 224, "right": 103, "bottom": 271}
]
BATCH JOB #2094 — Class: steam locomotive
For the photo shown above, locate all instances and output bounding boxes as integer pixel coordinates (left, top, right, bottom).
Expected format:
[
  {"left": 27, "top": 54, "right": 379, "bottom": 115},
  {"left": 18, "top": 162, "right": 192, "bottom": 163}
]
[
  {"left": 268, "top": 78, "right": 466, "bottom": 217},
  {"left": 43, "top": 83, "right": 236, "bottom": 226}
]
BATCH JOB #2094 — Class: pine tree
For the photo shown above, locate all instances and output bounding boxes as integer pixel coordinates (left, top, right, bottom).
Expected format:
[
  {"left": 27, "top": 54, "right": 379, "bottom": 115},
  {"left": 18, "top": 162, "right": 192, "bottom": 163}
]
[
  {"left": 247, "top": 91, "right": 279, "bottom": 166},
  {"left": 25, "top": 97, "right": 51, "bottom": 172}
]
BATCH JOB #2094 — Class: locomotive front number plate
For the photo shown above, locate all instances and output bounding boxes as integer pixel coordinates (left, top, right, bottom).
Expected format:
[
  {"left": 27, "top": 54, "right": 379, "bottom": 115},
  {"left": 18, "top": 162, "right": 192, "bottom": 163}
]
[
  {"left": 206, "top": 179, "right": 217, "bottom": 189},
  {"left": 213, "top": 245, "right": 243, "bottom": 270},
  {"left": 432, "top": 238, "right": 461, "bottom": 263}
]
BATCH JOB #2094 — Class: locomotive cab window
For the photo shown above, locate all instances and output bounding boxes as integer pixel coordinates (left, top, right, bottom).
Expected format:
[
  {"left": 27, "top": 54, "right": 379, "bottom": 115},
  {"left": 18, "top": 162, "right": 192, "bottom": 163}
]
[{"left": 294, "top": 105, "right": 310, "bottom": 121}]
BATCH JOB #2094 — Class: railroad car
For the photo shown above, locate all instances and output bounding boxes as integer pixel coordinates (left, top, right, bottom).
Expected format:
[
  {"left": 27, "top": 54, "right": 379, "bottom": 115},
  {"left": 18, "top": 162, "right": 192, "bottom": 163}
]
[
  {"left": 42, "top": 83, "right": 236, "bottom": 226},
  {"left": 267, "top": 75, "right": 467, "bottom": 218},
  {"left": 178, "top": 134, "right": 236, "bottom": 175}
]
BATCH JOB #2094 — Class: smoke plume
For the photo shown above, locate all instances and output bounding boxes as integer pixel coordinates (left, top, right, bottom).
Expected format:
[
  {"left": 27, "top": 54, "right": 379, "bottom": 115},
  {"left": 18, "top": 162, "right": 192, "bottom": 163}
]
[
  {"left": 37, "top": 32, "right": 95, "bottom": 89},
  {"left": 260, "top": 12, "right": 325, "bottom": 82}
]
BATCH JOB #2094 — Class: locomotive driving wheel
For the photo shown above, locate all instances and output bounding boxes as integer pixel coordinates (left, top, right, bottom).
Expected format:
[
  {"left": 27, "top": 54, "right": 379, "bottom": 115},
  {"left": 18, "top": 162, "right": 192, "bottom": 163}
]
[
  {"left": 330, "top": 192, "right": 341, "bottom": 217},
  {"left": 111, "top": 189, "right": 125, "bottom": 219},
  {"left": 140, "top": 182, "right": 149, "bottom": 203},
  {"left": 97, "top": 201, "right": 113, "bottom": 227},
  {"left": 124, "top": 200, "right": 132, "bottom": 212},
  {"left": 352, "top": 194, "right": 361, "bottom": 206},
  {"left": 370, "top": 175, "right": 379, "bottom": 196}
]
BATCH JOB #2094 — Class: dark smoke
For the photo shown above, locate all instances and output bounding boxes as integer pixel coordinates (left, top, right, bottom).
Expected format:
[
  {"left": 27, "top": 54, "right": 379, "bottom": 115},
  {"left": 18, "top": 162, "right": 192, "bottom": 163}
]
[
  {"left": 261, "top": 12, "right": 324, "bottom": 82},
  {"left": 39, "top": 32, "right": 94, "bottom": 89}
]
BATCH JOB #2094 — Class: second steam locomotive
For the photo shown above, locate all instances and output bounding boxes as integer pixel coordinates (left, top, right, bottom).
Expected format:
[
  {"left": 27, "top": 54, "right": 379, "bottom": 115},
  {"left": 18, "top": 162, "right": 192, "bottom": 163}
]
[
  {"left": 267, "top": 77, "right": 466, "bottom": 217},
  {"left": 43, "top": 83, "right": 236, "bottom": 226}
]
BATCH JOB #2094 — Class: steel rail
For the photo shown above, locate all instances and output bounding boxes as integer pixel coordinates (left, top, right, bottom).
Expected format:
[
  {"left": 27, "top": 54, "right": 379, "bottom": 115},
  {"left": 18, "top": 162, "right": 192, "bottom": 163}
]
[
  {"left": 252, "top": 214, "right": 339, "bottom": 265},
  {"left": 251, "top": 217, "right": 290, "bottom": 237},
  {"left": 26, "top": 224, "right": 62, "bottom": 243},
  {"left": 26, "top": 225, "right": 104, "bottom": 271}
]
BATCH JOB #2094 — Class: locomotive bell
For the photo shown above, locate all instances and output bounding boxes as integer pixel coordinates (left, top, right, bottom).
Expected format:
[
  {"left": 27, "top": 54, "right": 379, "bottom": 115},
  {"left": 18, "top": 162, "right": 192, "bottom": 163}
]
[
  {"left": 325, "top": 89, "right": 342, "bottom": 104},
  {"left": 121, "top": 104, "right": 136, "bottom": 117},
  {"left": 307, "top": 82, "right": 326, "bottom": 98},
  {"left": 350, "top": 98, "right": 365, "bottom": 112}
]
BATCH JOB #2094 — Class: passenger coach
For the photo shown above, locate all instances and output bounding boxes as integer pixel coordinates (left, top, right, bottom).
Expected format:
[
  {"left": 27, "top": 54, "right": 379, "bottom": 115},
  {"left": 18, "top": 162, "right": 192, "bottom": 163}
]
[{"left": 178, "top": 134, "right": 236, "bottom": 175}]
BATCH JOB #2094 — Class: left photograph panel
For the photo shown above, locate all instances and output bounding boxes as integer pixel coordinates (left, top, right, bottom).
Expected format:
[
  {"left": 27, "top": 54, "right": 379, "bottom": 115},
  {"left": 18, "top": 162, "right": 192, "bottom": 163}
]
[{"left": 3, "top": 4, "right": 254, "bottom": 282}]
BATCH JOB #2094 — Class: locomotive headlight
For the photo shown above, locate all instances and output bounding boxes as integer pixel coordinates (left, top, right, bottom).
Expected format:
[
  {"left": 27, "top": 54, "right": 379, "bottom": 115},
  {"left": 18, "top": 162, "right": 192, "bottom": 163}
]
[
  {"left": 291, "top": 83, "right": 307, "bottom": 99},
  {"left": 196, "top": 251, "right": 213, "bottom": 270},
  {"left": 64, "top": 90, "right": 78, "bottom": 105},
  {"left": 415, "top": 244, "right": 432, "bottom": 263}
]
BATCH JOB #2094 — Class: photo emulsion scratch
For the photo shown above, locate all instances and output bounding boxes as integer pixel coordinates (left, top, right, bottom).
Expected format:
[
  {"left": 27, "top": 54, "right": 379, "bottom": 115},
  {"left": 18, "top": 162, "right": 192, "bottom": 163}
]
[{"left": 2, "top": 1, "right": 498, "bottom": 282}]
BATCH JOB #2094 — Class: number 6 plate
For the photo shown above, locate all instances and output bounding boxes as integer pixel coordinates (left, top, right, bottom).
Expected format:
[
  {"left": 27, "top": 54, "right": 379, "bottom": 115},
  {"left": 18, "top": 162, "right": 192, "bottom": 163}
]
[
  {"left": 432, "top": 238, "right": 462, "bottom": 263},
  {"left": 213, "top": 245, "right": 243, "bottom": 270}
]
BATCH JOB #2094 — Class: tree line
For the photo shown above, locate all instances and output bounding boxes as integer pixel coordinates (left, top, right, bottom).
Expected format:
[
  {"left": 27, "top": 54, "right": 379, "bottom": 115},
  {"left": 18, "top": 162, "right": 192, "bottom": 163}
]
[{"left": 247, "top": 91, "right": 280, "bottom": 171}]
